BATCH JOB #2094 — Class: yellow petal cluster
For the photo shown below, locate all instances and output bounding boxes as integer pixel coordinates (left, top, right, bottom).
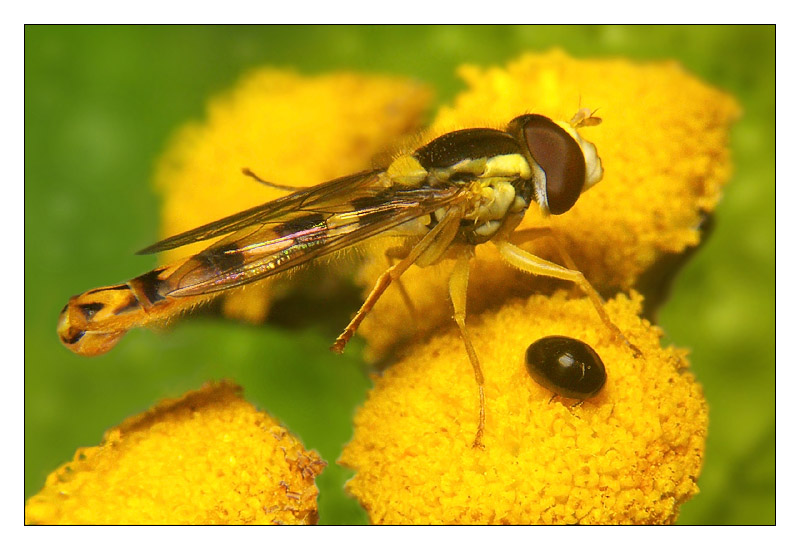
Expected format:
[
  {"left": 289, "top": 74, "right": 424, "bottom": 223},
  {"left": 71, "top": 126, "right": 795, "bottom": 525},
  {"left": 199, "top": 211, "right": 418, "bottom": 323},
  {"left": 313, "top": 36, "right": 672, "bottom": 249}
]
[
  {"left": 340, "top": 293, "right": 707, "bottom": 525},
  {"left": 154, "top": 69, "right": 432, "bottom": 322},
  {"left": 357, "top": 50, "right": 740, "bottom": 360},
  {"left": 25, "top": 381, "right": 325, "bottom": 525}
]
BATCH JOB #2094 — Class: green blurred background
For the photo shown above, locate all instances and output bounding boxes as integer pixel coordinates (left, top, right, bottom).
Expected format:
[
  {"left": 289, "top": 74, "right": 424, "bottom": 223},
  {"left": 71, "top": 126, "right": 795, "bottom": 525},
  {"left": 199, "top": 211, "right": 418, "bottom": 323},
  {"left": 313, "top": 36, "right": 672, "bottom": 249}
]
[{"left": 25, "top": 25, "right": 775, "bottom": 525}]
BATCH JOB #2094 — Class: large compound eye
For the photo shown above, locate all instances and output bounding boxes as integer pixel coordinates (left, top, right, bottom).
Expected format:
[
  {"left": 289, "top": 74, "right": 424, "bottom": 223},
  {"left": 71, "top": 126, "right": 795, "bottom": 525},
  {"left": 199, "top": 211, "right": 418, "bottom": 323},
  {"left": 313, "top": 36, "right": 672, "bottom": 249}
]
[{"left": 509, "top": 115, "right": 586, "bottom": 215}]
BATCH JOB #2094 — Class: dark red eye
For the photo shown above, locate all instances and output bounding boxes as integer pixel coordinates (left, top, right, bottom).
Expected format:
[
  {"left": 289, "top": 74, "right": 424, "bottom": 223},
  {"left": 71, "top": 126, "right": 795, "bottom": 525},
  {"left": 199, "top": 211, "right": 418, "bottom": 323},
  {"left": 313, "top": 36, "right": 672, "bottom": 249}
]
[{"left": 508, "top": 115, "right": 585, "bottom": 215}]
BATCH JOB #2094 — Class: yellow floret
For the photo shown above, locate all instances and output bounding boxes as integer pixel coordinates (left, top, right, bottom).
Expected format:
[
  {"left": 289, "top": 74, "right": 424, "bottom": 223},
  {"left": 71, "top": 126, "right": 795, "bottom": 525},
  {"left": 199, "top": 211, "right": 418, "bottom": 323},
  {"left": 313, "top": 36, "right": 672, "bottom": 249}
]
[
  {"left": 358, "top": 50, "right": 740, "bottom": 360},
  {"left": 25, "top": 381, "right": 325, "bottom": 525},
  {"left": 154, "top": 69, "right": 432, "bottom": 323},
  {"left": 340, "top": 293, "right": 707, "bottom": 525}
]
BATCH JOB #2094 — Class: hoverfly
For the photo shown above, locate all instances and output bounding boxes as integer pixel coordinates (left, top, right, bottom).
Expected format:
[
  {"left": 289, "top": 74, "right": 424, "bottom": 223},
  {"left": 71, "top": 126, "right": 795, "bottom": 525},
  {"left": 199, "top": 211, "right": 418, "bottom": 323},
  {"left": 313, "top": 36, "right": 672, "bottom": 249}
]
[{"left": 58, "top": 109, "right": 632, "bottom": 448}]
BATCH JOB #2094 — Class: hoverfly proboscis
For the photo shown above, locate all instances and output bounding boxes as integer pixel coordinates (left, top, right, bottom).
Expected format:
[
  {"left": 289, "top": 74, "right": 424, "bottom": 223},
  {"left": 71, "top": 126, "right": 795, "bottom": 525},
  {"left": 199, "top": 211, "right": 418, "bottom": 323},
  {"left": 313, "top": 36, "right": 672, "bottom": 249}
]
[{"left": 58, "top": 109, "right": 637, "bottom": 448}]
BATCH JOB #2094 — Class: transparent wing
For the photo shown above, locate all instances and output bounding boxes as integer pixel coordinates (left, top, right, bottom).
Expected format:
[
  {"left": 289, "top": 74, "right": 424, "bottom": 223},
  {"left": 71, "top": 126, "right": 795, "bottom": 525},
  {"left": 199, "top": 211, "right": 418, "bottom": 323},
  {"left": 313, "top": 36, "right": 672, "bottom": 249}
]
[
  {"left": 138, "top": 169, "right": 386, "bottom": 255},
  {"left": 155, "top": 177, "right": 464, "bottom": 297}
]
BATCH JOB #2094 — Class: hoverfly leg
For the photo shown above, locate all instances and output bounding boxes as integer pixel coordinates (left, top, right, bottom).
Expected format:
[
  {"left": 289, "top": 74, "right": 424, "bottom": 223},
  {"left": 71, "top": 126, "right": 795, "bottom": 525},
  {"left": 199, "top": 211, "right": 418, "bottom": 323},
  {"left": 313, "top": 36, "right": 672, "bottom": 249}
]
[
  {"left": 331, "top": 262, "right": 409, "bottom": 353},
  {"left": 449, "top": 251, "right": 486, "bottom": 449},
  {"left": 495, "top": 240, "right": 642, "bottom": 358},
  {"left": 385, "top": 245, "right": 418, "bottom": 324},
  {"left": 510, "top": 226, "right": 585, "bottom": 274},
  {"left": 544, "top": 233, "right": 643, "bottom": 358},
  {"left": 508, "top": 226, "right": 552, "bottom": 247},
  {"left": 331, "top": 209, "right": 462, "bottom": 354}
]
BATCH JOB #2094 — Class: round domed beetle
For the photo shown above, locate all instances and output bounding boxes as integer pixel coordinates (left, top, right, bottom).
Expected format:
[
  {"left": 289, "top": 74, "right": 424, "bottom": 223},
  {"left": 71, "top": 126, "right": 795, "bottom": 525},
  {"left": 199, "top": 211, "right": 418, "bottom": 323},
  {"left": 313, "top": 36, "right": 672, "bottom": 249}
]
[{"left": 525, "top": 336, "right": 606, "bottom": 399}]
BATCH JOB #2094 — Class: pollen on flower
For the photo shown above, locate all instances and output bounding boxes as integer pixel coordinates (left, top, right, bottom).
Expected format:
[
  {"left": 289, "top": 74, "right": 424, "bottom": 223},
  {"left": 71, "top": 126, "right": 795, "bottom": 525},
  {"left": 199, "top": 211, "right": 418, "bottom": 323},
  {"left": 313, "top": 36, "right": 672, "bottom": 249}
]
[
  {"left": 154, "top": 69, "right": 432, "bottom": 323},
  {"left": 357, "top": 50, "right": 740, "bottom": 361},
  {"left": 25, "top": 381, "right": 325, "bottom": 525},
  {"left": 340, "top": 293, "right": 707, "bottom": 525}
]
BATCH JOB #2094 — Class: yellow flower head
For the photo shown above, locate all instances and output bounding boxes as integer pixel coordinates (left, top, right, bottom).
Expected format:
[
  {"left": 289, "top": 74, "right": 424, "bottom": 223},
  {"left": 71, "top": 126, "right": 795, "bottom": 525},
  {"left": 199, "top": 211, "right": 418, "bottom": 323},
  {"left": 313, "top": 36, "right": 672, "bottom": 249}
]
[
  {"left": 25, "top": 381, "right": 324, "bottom": 525},
  {"left": 340, "top": 293, "right": 708, "bottom": 525},
  {"left": 357, "top": 50, "right": 740, "bottom": 360},
  {"left": 154, "top": 70, "right": 432, "bottom": 323}
]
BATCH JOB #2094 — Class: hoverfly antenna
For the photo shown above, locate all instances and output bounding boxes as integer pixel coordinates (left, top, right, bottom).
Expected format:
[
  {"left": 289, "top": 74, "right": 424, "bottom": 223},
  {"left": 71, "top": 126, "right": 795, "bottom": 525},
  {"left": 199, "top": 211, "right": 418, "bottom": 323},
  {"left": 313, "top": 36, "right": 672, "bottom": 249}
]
[{"left": 241, "top": 167, "right": 303, "bottom": 192}]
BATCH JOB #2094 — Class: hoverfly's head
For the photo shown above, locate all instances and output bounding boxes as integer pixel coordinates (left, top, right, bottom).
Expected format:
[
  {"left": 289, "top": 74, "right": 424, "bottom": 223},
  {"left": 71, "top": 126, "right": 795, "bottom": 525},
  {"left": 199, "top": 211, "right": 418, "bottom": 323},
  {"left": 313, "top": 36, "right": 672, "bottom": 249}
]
[{"left": 507, "top": 112, "right": 604, "bottom": 216}]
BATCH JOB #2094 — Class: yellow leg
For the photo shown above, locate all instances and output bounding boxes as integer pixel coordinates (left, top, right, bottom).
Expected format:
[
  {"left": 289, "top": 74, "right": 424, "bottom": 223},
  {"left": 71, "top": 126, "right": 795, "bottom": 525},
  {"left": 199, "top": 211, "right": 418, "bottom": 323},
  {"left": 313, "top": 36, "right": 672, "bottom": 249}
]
[
  {"left": 510, "top": 226, "right": 583, "bottom": 273},
  {"left": 495, "top": 240, "right": 641, "bottom": 357},
  {"left": 449, "top": 250, "right": 486, "bottom": 449},
  {"left": 508, "top": 226, "right": 552, "bottom": 246},
  {"left": 385, "top": 245, "right": 418, "bottom": 322},
  {"left": 331, "top": 260, "right": 410, "bottom": 353},
  {"left": 331, "top": 209, "right": 461, "bottom": 353}
]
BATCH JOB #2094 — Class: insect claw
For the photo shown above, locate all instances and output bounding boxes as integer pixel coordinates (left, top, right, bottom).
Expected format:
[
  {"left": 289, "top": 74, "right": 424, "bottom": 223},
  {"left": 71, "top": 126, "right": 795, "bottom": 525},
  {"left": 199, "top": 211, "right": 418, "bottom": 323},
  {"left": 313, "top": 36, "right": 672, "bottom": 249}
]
[
  {"left": 330, "top": 338, "right": 347, "bottom": 354},
  {"left": 616, "top": 332, "right": 643, "bottom": 358}
]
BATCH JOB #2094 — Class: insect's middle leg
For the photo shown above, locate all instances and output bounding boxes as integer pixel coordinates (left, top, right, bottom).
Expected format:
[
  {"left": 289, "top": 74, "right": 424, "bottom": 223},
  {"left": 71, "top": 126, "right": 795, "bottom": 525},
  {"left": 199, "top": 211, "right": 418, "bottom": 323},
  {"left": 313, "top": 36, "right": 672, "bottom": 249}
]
[
  {"left": 449, "top": 250, "right": 486, "bottom": 449},
  {"left": 495, "top": 239, "right": 641, "bottom": 356}
]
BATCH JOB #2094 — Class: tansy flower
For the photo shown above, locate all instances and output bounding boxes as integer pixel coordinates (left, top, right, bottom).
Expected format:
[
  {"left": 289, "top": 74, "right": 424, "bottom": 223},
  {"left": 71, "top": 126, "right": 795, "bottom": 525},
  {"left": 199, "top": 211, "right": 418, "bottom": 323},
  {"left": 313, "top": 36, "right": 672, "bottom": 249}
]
[
  {"left": 340, "top": 293, "right": 708, "bottom": 525},
  {"left": 154, "top": 70, "right": 432, "bottom": 323},
  {"left": 25, "top": 381, "right": 324, "bottom": 525},
  {"left": 357, "top": 50, "right": 740, "bottom": 361}
]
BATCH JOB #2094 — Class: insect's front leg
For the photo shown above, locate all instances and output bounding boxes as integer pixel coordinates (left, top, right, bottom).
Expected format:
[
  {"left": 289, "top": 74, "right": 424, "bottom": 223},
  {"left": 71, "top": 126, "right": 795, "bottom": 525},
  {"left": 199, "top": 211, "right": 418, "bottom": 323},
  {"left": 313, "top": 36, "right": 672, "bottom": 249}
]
[
  {"left": 494, "top": 239, "right": 642, "bottom": 357},
  {"left": 510, "top": 226, "right": 586, "bottom": 274},
  {"left": 508, "top": 226, "right": 552, "bottom": 247}
]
